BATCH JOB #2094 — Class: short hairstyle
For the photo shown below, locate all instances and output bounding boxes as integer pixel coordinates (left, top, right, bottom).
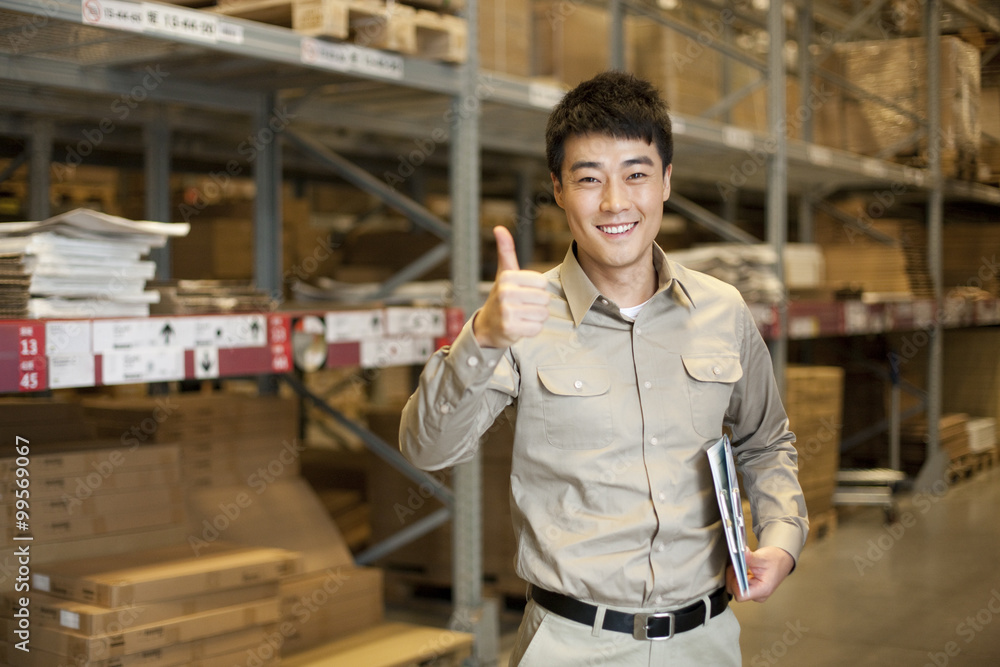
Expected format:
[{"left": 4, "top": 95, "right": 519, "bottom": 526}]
[{"left": 545, "top": 71, "right": 673, "bottom": 183}]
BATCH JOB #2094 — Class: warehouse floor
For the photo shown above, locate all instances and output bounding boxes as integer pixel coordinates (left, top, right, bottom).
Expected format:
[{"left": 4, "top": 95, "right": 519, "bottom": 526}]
[{"left": 387, "top": 465, "right": 1000, "bottom": 666}]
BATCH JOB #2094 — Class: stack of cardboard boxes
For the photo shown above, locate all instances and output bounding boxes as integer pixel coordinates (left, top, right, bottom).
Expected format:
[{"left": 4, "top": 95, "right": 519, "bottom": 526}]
[{"left": 2, "top": 543, "right": 299, "bottom": 666}]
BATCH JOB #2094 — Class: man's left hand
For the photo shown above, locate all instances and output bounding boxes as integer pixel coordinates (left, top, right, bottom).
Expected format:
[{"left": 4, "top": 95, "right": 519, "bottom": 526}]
[{"left": 726, "top": 547, "right": 795, "bottom": 603}]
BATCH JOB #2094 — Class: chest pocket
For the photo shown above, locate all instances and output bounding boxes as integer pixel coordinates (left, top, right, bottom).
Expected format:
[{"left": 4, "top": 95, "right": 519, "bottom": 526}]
[
  {"left": 681, "top": 353, "right": 742, "bottom": 438},
  {"left": 537, "top": 365, "right": 613, "bottom": 449}
]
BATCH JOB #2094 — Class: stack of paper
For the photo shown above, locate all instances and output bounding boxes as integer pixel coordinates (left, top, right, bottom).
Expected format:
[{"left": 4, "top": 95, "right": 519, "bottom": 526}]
[
  {"left": 0, "top": 209, "right": 189, "bottom": 319},
  {"left": 667, "top": 244, "right": 785, "bottom": 304}
]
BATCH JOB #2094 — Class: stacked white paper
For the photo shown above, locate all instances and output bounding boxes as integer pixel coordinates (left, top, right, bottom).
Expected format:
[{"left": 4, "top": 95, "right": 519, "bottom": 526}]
[
  {"left": 666, "top": 244, "right": 785, "bottom": 304},
  {"left": 966, "top": 418, "right": 997, "bottom": 453},
  {"left": 0, "top": 209, "right": 189, "bottom": 319}
]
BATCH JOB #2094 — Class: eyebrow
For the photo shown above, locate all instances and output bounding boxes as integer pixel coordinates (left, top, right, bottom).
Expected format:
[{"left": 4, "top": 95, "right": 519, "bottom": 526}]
[{"left": 568, "top": 156, "right": 656, "bottom": 172}]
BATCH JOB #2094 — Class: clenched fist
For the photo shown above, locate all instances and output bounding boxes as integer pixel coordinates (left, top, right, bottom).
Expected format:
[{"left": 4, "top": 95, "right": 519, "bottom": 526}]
[{"left": 473, "top": 226, "right": 551, "bottom": 349}]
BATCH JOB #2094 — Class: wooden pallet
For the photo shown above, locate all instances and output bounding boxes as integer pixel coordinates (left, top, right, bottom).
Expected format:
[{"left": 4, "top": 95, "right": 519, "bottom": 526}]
[
  {"left": 282, "top": 622, "right": 473, "bottom": 667},
  {"left": 946, "top": 447, "right": 998, "bottom": 484},
  {"left": 214, "top": 0, "right": 466, "bottom": 62}
]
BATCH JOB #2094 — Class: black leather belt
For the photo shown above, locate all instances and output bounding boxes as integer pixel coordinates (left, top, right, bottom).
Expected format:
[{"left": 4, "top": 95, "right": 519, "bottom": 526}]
[{"left": 529, "top": 585, "right": 729, "bottom": 641}]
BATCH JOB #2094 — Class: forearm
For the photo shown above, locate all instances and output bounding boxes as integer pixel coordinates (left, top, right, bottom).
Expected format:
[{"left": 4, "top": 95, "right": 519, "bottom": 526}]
[{"left": 400, "top": 316, "right": 512, "bottom": 471}]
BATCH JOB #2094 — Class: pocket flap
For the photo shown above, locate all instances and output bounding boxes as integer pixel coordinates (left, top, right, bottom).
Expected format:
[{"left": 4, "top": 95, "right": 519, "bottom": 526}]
[
  {"left": 681, "top": 353, "right": 742, "bottom": 383},
  {"left": 537, "top": 365, "right": 611, "bottom": 397}
]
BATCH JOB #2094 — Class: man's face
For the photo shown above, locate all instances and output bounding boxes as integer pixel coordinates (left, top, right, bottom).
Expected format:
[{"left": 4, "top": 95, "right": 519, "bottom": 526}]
[{"left": 552, "top": 133, "right": 671, "bottom": 280}]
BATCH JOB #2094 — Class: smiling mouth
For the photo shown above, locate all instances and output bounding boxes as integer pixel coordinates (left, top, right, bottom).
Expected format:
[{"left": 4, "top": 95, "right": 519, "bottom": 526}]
[{"left": 598, "top": 222, "right": 637, "bottom": 235}]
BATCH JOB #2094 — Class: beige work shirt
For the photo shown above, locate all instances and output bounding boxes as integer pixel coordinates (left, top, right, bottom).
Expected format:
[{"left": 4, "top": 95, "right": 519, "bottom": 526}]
[{"left": 401, "top": 243, "right": 808, "bottom": 609}]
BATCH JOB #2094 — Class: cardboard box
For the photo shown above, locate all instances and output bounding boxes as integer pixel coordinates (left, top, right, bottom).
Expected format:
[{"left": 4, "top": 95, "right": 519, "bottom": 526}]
[
  {"left": 0, "top": 399, "right": 97, "bottom": 444},
  {"left": 8, "top": 505, "right": 187, "bottom": 543},
  {"left": 786, "top": 366, "right": 845, "bottom": 517},
  {"left": 279, "top": 566, "right": 384, "bottom": 655},
  {"left": 33, "top": 543, "right": 302, "bottom": 607},
  {"left": 10, "top": 598, "right": 281, "bottom": 659},
  {"left": 480, "top": 0, "right": 531, "bottom": 76},
  {"left": 3, "top": 464, "right": 181, "bottom": 501},
  {"left": 15, "top": 582, "right": 278, "bottom": 636},
  {"left": 833, "top": 36, "right": 981, "bottom": 161},
  {"left": 7, "top": 485, "right": 184, "bottom": 521},
  {"left": 0, "top": 442, "right": 180, "bottom": 481}
]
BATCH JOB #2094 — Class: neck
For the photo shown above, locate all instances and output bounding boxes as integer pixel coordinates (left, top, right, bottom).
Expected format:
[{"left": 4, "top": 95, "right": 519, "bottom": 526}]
[{"left": 579, "top": 249, "right": 658, "bottom": 308}]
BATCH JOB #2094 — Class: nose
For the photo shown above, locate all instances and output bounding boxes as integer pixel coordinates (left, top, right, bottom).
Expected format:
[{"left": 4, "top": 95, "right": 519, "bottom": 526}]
[{"left": 600, "top": 179, "right": 630, "bottom": 214}]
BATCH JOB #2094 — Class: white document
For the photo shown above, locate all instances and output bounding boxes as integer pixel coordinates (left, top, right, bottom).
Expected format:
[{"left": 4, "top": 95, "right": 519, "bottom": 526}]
[{"left": 707, "top": 434, "right": 750, "bottom": 595}]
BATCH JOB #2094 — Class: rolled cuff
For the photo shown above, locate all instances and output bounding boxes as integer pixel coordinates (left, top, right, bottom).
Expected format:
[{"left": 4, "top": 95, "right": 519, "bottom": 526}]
[{"left": 758, "top": 518, "right": 809, "bottom": 566}]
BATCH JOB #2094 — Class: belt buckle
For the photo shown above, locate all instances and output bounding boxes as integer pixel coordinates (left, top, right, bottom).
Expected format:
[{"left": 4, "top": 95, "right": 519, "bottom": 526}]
[{"left": 633, "top": 611, "right": 675, "bottom": 641}]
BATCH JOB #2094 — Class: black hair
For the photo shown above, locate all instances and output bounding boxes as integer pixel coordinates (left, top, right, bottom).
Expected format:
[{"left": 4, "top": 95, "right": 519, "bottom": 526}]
[{"left": 545, "top": 71, "right": 673, "bottom": 183}]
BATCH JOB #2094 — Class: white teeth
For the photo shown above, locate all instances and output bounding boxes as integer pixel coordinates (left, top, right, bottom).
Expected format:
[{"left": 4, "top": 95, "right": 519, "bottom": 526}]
[{"left": 600, "top": 223, "right": 636, "bottom": 235}]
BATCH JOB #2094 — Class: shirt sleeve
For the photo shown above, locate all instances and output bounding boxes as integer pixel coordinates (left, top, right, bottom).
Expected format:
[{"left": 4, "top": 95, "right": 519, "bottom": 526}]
[
  {"left": 726, "top": 301, "right": 809, "bottom": 564},
  {"left": 399, "top": 313, "right": 518, "bottom": 471}
]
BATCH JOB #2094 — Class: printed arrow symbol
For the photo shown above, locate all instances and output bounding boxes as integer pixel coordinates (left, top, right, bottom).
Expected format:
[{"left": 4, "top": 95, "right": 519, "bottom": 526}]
[
  {"left": 250, "top": 320, "right": 261, "bottom": 339},
  {"left": 161, "top": 322, "right": 174, "bottom": 344},
  {"left": 201, "top": 354, "right": 213, "bottom": 372}
]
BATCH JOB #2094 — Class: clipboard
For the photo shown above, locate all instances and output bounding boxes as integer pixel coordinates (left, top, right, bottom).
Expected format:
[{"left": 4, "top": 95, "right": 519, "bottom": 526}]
[{"left": 706, "top": 434, "right": 750, "bottom": 595}]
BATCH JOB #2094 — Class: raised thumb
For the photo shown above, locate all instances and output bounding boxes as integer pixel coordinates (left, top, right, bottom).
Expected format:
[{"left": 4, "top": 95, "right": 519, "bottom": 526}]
[{"left": 494, "top": 225, "right": 520, "bottom": 275}]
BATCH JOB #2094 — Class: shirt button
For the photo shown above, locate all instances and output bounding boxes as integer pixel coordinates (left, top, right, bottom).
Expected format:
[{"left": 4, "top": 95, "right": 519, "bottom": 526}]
[
  {"left": 713, "top": 366, "right": 722, "bottom": 375},
  {"left": 634, "top": 327, "right": 642, "bottom": 336},
  {"left": 658, "top": 492, "right": 666, "bottom": 501},
  {"left": 649, "top": 436, "right": 658, "bottom": 446},
  {"left": 439, "top": 403, "right": 452, "bottom": 414},
  {"left": 643, "top": 381, "right": 652, "bottom": 389},
  {"left": 601, "top": 298, "right": 609, "bottom": 306},
  {"left": 656, "top": 544, "right": 665, "bottom": 553},
  {"left": 487, "top": 359, "right": 497, "bottom": 368},
  {"left": 574, "top": 380, "right": 583, "bottom": 390},
  {"left": 467, "top": 357, "right": 479, "bottom": 367},
  {"left": 656, "top": 595, "right": 664, "bottom": 604}
]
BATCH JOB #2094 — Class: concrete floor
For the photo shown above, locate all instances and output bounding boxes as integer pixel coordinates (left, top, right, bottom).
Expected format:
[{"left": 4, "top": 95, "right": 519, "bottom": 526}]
[{"left": 388, "top": 465, "right": 1000, "bottom": 666}]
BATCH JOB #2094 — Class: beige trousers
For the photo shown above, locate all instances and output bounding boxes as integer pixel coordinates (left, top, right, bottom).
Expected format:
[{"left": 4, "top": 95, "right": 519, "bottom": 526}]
[{"left": 509, "top": 599, "right": 742, "bottom": 666}]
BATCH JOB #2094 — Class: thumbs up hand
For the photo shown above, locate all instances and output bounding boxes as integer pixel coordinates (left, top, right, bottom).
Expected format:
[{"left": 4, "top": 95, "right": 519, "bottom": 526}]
[{"left": 473, "top": 226, "right": 551, "bottom": 349}]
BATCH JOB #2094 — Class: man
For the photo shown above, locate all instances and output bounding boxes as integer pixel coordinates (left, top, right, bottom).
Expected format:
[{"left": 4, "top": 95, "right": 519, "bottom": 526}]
[{"left": 400, "top": 71, "right": 808, "bottom": 665}]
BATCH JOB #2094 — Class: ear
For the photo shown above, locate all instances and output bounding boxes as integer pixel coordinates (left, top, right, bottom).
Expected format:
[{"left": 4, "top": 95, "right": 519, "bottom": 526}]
[
  {"left": 551, "top": 172, "right": 565, "bottom": 209},
  {"left": 662, "top": 164, "right": 672, "bottom": 203}
]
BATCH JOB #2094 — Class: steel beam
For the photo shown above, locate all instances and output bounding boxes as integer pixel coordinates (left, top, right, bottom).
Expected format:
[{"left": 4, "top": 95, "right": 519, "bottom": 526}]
[
  {"left": 284, "top": 128, "right": 452, "bottom": 240},
  {"left": 666, "top": 192, "right": 760, "bottom": 244},
  {"left": 916, "top": 0, "right": 947, "bottom": 494}
]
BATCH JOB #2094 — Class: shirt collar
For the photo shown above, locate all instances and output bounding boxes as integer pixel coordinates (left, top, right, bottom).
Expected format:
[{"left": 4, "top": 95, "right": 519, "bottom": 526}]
[{"left": 560, "top": 242, "right": 697, "bottom": 327}]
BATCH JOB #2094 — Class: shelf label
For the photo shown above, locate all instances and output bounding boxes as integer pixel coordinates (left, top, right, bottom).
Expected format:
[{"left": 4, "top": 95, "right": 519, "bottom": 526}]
[
  {"left": 18, "top": 324, "right": 45, "bottom": 393},
  {"left": 101, "top": 348, "right": 185, "bottom": 385},
  {"left": 301, "top": 38, "right": 404, "bottom": 80},
  {"left": 45, "top": 321, "right": 91, "bottom": 356},
  {"left": 360, "top": 336, "right": 433, "bottom": 368},
  {"left": 48, "top": 355, "right": 96, "bottom": 390},
  {"left": 194, "top": 347, "right": 219, "bottom": 379},
  {"left": 385, "top": 307, "right": 446, "bottom": 337},
  {"left": 142, "top": 3, "right": 220, "bottom": 43},
  {"left": 788, "top": 317, "right": 819, "bottom": 339},
  {"left": 81, "top": 1, "right": 244, "bottom": 44},
  {"left": 82, "top": 0, "right": 144, "bottom": 32},
  {"left": 325, "top": 311, "right": 385, "bottom": 342},
  {"left": 722, "top": 126, "right": 755, "bottom": 152},
  {"left": 269, "top": 316, "right": 292, "bottom": 373}
]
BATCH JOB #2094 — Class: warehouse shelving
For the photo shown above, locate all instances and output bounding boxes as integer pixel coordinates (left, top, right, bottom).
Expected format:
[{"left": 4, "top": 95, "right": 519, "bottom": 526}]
[{"left": 2, "top": 0, "right": 999, "bottom": 664}]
